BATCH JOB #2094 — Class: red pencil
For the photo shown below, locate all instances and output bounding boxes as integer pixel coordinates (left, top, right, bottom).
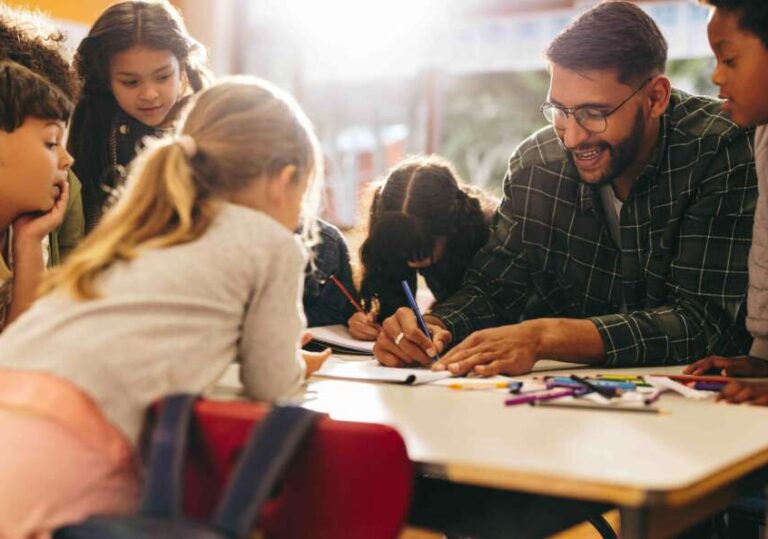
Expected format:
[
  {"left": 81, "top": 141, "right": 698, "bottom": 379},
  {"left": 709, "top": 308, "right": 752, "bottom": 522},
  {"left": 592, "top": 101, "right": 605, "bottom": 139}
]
[
  {"left": 652, "top": 373, "right": 733, "bottom": 384},
  {"left": 328, "top": 275, "right": 365, "bottom": 313}
]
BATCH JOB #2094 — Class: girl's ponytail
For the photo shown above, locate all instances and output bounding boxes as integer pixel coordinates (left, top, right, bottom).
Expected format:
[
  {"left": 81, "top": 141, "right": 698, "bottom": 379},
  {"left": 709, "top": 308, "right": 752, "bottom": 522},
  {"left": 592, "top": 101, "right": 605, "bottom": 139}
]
[
  {"left": 41, "top": 138, "right": 212, "bottom": 299},
  {"left": 448, "top": 185, "right": 493, "bottom": 260},
  {"left": 43, "top": 77, "right": 322, "bottom": 301}
]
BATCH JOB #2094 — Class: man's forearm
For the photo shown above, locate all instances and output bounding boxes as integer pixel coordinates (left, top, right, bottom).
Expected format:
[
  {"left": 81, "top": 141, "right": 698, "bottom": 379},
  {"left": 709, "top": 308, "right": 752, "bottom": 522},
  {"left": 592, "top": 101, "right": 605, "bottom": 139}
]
[{"left": 528, "top": 318, "right": 606, "bottom": 365}]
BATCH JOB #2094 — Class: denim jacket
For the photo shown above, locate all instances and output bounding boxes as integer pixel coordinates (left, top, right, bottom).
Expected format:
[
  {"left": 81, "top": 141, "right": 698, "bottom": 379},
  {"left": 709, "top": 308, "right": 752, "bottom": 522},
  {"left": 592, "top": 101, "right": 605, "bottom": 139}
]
[{"left": 303, "top": 219, "right": 356, "bottom": 327}]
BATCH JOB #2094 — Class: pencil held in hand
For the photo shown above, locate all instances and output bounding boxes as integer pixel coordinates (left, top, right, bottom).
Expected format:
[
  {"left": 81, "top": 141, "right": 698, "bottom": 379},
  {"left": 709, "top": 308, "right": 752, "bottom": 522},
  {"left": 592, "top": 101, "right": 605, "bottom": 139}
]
[
  {"left": 329, "top": 274, "right": 364, "bottom": 313},
  {"left": 401, "top": 280, "right": 441, "bottom": 361}
]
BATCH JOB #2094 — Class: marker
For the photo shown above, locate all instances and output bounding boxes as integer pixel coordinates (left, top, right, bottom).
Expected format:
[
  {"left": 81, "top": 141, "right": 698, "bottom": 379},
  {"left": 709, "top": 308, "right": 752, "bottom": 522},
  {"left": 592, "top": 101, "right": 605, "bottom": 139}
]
[
  {"left": 596, "top": 374, "right": 644, "bottom": 381},
  {"left": 643, "top": 389, "right": 665, "bottom": 405},
  {"left": 688, "top": 381, "right": 727, "bottom": 392},
  {"left": 401, "top": 280, "right": 440, "bottom": 361},
  {"left": 570, "top": 374, "right": 617, "bottom": 398},
  {"left": 531, "top": 400, "right": 661, "bottom": 414},
  {"left": 546, "top": 377, "right": 637, "bottom": 390},
  {"left": 448, "top": 381, "right": 519, "bottom": 391},
  {"left": 504, "top": 388, "right": 575, "bottom": 406},
  {"left": 595, "top": 374, "right": 651, "bottom": 387}
]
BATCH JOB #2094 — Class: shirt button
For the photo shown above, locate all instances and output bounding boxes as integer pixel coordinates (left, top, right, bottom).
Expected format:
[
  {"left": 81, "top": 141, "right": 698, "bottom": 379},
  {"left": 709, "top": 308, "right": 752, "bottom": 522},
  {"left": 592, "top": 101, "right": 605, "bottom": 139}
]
[{"left": 118, "top": 124, "right": 129, "bottom": 135}]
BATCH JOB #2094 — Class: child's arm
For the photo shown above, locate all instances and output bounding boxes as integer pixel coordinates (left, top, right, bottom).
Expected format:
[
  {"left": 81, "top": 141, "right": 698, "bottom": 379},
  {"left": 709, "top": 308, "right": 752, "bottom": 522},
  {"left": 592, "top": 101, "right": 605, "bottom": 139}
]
[
  {"left": 299, "top": 330, "right": 331, "bottom": 376},
  {"left": 717, "top": 380, "right": 768, "bottom": 406},
  {"left": 238, "top": 238, "right": 309, "bottom": 400},
  {"left": 5, "top": 181, "right": 69, "bottom": 327}
]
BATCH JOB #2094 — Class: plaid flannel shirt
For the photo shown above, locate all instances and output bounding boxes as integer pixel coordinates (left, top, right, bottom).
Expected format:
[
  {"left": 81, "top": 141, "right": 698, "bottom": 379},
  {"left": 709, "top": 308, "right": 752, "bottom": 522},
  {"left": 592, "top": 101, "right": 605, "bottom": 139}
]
[{"left": 431, "top": 90, "right": 757, "bottom": 367}]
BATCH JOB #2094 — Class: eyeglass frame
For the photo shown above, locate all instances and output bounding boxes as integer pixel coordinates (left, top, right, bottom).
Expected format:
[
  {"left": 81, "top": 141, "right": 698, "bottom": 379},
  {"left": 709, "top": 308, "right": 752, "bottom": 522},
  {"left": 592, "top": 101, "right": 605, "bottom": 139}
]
[{"left": 540, "top": 77, "right": 654, "bottom": 135}]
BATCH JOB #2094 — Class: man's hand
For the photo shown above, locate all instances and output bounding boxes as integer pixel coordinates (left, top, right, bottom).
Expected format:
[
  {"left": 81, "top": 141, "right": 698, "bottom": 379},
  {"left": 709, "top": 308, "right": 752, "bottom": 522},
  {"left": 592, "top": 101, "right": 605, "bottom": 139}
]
[
  {"left": 373, "top": 307, "right": 452, "bottom": 367},
  {"left": 434, "top": 322, "right": 541, "bottom": 376},
  {"left": 684, "top": 355, "right": 768, "bottom": 377},
  {"left": 717, "top": 381, "right": 768, "bottom": 405}
]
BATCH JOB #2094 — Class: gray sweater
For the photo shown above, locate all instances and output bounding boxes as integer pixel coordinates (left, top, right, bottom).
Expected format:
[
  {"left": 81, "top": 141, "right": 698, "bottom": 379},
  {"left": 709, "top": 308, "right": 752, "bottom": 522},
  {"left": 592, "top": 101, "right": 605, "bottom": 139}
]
[
  {"left": 748, "top": 126, "right": 768, "bottom": 359},
  {"left": 0, "top": 202, "right": 307, "bottom": 445}
]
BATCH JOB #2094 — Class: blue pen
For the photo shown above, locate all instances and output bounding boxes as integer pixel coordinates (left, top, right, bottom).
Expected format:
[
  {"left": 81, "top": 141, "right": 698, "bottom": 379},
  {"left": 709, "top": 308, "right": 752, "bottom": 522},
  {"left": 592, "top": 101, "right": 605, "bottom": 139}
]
[{"left": 401, "top": 280, "right": 441, "bottom": 361}]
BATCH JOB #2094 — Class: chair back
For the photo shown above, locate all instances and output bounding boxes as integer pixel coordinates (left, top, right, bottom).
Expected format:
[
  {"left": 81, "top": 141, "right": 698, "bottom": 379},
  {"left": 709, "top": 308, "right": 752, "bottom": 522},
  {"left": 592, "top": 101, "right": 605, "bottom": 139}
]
[{"left": 186, "top": 399, "right": 413, "bottom": 539}]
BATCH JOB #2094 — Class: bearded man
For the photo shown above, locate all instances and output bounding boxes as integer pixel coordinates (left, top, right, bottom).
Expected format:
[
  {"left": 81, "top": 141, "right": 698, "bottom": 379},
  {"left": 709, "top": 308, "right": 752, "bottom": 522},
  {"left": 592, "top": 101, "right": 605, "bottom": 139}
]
[{"left": 375, "top": 1, "right": 757, "bottom": 375}]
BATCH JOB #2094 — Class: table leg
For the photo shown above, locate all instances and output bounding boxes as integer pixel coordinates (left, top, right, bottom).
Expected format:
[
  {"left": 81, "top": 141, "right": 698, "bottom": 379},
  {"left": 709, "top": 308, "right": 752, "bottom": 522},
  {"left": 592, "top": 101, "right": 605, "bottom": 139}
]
[
  {"left": 620, "top": 484, "right": 737, "bottom": 539},
  {"left": 620, "top": 507, "right": 650, "bottom": 539}
]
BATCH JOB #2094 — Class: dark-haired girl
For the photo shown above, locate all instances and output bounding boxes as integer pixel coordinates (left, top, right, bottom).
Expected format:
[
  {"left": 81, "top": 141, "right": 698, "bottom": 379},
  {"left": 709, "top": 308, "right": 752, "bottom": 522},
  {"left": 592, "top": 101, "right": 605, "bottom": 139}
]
[
  {"left": 349, "top": 155, "right": 497, "bottom": 340},
  {"left": 68, "top": 0, "right": 210, "bottom": 230}
]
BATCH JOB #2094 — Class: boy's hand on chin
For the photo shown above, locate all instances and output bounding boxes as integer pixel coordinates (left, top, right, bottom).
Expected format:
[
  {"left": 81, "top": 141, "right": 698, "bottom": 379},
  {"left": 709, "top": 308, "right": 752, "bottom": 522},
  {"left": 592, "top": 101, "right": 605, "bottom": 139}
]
[{"left": 13, "top": 180, "right": 69, "bottom": 245}]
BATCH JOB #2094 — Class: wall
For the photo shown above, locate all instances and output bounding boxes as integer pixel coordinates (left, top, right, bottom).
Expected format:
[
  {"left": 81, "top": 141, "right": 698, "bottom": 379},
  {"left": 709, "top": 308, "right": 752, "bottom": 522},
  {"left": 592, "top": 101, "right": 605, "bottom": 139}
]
[{"left": 4, "top": 0, "right": 182, "bottom": 24}]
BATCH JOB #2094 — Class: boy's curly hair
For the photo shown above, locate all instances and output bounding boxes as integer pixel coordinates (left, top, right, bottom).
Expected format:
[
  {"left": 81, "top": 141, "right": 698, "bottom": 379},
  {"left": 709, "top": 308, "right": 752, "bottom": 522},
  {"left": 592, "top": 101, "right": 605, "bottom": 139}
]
[
  {"left": 0, "top": 4, "right": 79, "bottom": 101},
  {"left": 0, "top": 60, "right": 72, "bottom": 133}
]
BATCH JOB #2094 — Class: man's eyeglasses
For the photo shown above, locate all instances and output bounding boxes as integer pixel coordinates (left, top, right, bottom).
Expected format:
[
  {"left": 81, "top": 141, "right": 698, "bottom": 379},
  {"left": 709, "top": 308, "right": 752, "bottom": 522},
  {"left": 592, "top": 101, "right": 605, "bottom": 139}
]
[{"left": 540, "top": 77, "right": 652, "bottom": 135}]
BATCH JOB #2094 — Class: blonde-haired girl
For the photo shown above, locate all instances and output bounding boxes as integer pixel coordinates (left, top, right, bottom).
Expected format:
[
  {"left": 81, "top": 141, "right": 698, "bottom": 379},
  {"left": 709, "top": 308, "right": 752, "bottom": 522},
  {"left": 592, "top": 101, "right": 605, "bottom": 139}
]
[{"left": 0, "top": 76, "right": 327, "bottom": 538}]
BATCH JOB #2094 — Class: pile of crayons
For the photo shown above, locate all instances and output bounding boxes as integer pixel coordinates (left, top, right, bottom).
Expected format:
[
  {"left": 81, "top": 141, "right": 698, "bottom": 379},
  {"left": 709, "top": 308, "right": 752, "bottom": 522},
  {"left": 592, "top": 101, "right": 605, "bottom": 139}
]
[{"left": 448, "top": 373, "right": 730, "bottom": 413}]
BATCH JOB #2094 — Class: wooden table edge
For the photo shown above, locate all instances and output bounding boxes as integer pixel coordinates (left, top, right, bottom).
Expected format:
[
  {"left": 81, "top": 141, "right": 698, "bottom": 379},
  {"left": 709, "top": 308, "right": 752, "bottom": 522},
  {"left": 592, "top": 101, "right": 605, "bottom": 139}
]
[{"left": 424, "top": 447, "right": 768, "bottom": 508}]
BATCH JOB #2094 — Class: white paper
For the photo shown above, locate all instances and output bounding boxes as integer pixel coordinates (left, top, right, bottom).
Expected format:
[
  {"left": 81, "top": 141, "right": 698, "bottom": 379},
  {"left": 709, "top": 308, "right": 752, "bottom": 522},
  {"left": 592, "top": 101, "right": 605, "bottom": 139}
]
[
  {"left": 314, "top": 358, "right": 453, "bottom": 385},
  {"left": 309, "top": 325, "right": 375, "bottom": 354}
]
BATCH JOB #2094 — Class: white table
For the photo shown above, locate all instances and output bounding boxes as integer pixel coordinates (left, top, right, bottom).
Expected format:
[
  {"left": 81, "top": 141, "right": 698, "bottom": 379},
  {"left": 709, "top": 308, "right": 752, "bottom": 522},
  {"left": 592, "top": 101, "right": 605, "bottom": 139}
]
[{"left": 213, "top": 360, "right": 768, "bottom": 538}]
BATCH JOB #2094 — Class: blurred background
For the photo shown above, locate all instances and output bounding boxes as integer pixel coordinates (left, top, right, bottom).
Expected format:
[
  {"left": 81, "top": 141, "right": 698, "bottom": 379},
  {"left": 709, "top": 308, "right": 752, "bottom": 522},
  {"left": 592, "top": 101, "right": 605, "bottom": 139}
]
[{"left": 8, "top": 0, "right": 716, "bottom": 229}]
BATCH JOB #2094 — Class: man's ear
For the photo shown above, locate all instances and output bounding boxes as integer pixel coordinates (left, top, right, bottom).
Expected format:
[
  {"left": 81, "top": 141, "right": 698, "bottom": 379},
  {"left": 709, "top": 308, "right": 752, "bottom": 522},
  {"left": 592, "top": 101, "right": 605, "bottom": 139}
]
[
  {"left": 266, "top": 164, "right": 297, "bottom": 206},
  {"left": 647, "top": 75, "right": 672, "bottom": 119}
]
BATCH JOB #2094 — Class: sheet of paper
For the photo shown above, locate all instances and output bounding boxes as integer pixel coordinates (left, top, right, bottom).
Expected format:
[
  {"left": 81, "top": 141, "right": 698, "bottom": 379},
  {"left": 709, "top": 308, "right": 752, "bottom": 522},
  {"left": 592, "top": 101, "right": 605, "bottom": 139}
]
[
  {"left": 309, "top": 324, "right": 375, "bottom": 354},
  {"left": 314, "top": 358, "right": 452, "bottom": 385}
]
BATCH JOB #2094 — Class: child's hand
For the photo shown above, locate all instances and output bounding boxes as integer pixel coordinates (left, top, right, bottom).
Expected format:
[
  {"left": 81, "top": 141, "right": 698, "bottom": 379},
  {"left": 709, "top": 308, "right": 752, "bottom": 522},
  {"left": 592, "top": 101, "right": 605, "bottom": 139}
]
[
  {"left": 348, "top": 311, "right": 380, "bottom": 341},
  {"left": 684, "top": 355, "right": 768, "bottom": 377},
  {"left": 717, "top": 381, "right": 768, "bottom": 405},
  {"left": 12, "top": 180, "right": 69, "bottom": 246},
  {"left": 302, "top": 347, "right": 331, "bottom": 377}
]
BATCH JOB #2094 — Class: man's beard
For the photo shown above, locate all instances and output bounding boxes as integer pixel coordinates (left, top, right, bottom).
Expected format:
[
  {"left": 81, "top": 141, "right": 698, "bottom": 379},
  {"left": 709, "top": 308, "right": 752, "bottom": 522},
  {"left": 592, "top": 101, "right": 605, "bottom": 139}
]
[{"left": 563, "top": 107, "right": 646, "bottom": 187}]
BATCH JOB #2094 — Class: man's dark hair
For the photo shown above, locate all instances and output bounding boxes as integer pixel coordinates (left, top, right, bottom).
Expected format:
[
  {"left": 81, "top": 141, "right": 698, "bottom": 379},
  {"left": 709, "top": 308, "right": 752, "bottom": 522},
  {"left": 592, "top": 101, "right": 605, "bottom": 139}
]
[
  {"left": 699, "top": 0, "right": 768, "bottom": 48},
  {"left": 545, "top": 1, "right": 668, "bottom": 84}
]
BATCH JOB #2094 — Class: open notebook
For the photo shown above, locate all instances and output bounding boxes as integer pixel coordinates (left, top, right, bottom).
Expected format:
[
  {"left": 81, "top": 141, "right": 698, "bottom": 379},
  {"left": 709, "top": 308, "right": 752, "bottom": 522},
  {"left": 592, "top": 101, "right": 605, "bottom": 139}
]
[
  {"left": 314, "top": 358, "right": 453, "bottom": 385},
  {"left": 309, "top": 325, "right": 374, "bottom": 355}
]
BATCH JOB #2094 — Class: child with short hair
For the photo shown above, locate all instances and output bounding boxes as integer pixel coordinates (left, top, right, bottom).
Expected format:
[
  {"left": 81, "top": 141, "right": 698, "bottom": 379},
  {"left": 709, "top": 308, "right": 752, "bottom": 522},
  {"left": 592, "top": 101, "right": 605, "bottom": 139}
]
[
  {"left": 0, "top": 76, "right": 328, "bottom": 537},
  {"left": 68, "top": 0, "right": 210, "bottom": 230},
  {"left": 349, "top": 155, "right": 497, "bottom": 340},
  {"left": 0, "top": 61, "right": 72, "bottom": 330},
  {"left": 0, "top": 3, "right": 85, "bottom": 262},
  {"left": 685, "top": 0, "right": 768, "bottom": 402}
]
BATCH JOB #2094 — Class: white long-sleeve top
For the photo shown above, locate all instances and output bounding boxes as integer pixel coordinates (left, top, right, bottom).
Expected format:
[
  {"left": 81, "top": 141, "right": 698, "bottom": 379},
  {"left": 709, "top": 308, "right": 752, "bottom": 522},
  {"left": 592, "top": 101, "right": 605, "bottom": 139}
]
[
  {"left": 748, "top": 126, "right": 768, "bottom": 359},
  {"left": 0, "top": 202, "right": 307, "bottom": 445}
]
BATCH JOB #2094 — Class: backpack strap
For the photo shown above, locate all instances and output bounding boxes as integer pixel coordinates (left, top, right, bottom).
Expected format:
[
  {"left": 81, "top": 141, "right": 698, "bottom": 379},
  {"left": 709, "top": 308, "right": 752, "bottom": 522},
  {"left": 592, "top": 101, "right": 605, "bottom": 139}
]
[
  {"left": 139, "top": 393, "right": 198, "bottom": 517},
  {"left": 213, "top": 405, "right": 318, "bottom": 537}
]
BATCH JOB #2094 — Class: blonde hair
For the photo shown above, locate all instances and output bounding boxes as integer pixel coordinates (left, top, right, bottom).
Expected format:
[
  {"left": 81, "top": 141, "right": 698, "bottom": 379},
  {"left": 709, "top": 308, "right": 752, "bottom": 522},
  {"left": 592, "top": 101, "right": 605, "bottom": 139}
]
[{"left": 42, "top": 76, "right": 323, "bottom": 299}]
